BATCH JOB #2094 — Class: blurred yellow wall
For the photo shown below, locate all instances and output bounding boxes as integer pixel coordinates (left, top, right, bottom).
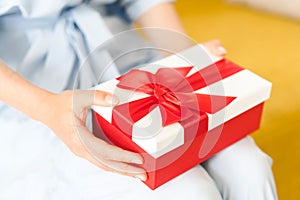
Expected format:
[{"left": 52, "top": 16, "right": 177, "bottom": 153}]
[{"left": 175, "top": 0, "right": 300, "bottom": 199}]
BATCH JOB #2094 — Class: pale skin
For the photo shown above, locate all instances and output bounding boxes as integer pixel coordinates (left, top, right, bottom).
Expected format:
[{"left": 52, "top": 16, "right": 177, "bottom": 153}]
[{"left": 0, "top": 3, "right": 226, "bottom": 182}]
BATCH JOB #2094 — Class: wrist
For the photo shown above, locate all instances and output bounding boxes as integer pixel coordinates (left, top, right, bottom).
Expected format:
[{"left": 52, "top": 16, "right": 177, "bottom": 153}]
[{"left": 32, "top": 90, "right": 57, "bottom": 125}]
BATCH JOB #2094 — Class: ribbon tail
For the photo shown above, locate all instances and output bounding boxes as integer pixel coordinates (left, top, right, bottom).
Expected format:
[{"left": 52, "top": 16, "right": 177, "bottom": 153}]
[
  {"left": 112, "top": 96, "right": 157, "bottom": 136},
  {"left": 195, "top": 94, "right": 236, "bottom": 114},
  {"left": 176, "top": 92, "right": 235, "bottom": 115},
  {"left": 159, "top": 103, "right": 182, "bottom": 127}
]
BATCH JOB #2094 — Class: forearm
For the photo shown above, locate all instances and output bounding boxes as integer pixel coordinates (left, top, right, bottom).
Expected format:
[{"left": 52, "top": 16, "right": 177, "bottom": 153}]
[
  {"left": 136, "top": 2, "right": 186, "bottom": 34},
  {"left": 0, "top": 60, "right": 53, "bottom": 122},
  {"left": 135, "top": 2, "right": 193, "bottom": 52}
]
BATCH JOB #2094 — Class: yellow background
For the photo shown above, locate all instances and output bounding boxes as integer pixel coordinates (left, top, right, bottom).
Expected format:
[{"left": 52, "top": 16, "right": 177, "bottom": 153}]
[{"left": 175, "top": 0, "right": 300, "bottom": 199}]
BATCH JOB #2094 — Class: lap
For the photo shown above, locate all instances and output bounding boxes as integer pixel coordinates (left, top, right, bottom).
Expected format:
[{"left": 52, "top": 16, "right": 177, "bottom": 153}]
[{"left": 0, "top": 107, "right": 222, "bottom": 200}]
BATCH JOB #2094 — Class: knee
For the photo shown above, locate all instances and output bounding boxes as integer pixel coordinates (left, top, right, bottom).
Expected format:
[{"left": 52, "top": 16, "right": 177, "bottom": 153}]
[
  {"left": 153, "top": 166, "right": 222, "bottom": 200},
  {"left": 232, "top": 146, "right": 273, "bottom": 185},
  {"left": 203, "top": 137, "right": 277, "bottom": 199},
  {"left": 231, "top": 138, "right": 274, "bottom": 187},
  {"left": 221, "top": 154, "right": 277, "bottom": 200}
]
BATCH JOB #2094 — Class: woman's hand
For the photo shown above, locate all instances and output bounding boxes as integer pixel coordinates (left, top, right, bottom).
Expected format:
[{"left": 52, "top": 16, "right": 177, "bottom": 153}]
[
  {"left": 41, "top": 90, "right": 147, "bottom": 181},
  {"left": 0, "top": 61, "right": 146, "bottom": 180}
]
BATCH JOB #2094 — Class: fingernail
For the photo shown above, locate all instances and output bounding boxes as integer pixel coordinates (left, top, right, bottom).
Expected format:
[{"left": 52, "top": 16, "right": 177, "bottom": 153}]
[
  {"left": 132, "top": 157, "right": 143, "bottom": 165},
  {"left": 135, "top": 174, "right": 147, "bottom": 181},
  {"left": 105, "top": 94, "right": 119, "bottom": 106},
  {"left": 218, "top": 46, "right": 227, "bottom": 54}
]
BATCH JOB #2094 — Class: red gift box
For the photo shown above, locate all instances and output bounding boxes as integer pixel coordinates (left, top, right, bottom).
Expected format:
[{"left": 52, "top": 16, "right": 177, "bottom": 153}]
[{"left": 92, "top": 45, "right": 272, "bottom": 189}]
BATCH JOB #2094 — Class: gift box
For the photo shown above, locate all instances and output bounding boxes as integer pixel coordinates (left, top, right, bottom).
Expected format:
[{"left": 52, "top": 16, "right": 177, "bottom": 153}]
[{"left": 92, "top": 45, "right": 272, "bottom": 190}]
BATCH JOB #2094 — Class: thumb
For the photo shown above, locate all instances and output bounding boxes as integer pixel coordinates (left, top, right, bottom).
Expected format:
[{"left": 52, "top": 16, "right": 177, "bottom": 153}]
[
  {"left": 92, "top": 90, "right": 119, "bottom": 107},
  {"left": 74, "top": 90, "right": 119, "bottom": 108},
  {"left": 94, "top": 90, "right": 119, "bottom": 107}
]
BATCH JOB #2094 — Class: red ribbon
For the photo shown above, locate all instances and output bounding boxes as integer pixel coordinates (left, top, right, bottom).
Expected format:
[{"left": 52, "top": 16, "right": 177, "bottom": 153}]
[{"left": 112, "top": 59, "right": 243, "bottom": 137}]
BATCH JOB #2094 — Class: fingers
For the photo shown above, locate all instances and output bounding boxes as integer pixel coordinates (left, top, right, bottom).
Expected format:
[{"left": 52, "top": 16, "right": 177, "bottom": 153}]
[
  {"left": 84, "top": 141, "right": 147, "bottom": 181},
  {"left": 203, "top": 39, "right": 227, "bottom": 57},
  {"left": 110, "top": 148, "right": 144, "bottom": 164},
  {"left": 72, "top": 90, "right": 119, "bottom": 108},
  {"left": 75, "top": 126, "right": 147, "bottom": 181},
  {"left": 85, "top": 151, "right": 147, "bottom": 181},
  {"left": 83, "top": 134, "right": 144, "bottom": 165},
  {"left": 107, "top": 160, "right": 147, "bottom": 181}
]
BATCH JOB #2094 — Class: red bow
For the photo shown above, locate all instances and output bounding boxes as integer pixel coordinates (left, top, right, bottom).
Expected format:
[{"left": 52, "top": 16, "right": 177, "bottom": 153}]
[{"left": 112, "top": 59, "right": 242, "bottom": 136}]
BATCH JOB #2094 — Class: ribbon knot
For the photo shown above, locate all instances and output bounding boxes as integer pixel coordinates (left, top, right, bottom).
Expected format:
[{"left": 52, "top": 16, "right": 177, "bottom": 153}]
[{"left": 151, "top": 84, "right": 179, "bottom": 105}]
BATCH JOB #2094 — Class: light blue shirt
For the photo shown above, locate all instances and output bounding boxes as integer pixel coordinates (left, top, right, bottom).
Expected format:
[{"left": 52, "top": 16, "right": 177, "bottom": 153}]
[{"left": 0, "top": 0, "right": 173, "bottom": 93}]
